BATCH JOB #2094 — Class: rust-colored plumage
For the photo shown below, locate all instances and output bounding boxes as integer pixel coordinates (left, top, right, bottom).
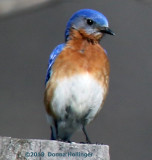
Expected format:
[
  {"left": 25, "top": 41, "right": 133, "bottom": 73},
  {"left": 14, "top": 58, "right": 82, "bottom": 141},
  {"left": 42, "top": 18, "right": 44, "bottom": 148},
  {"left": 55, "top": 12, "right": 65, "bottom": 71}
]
[
  {"left": 44, "top": 28, "right": 110, "bottom": 120},
  {"left": 44, "top": 9, "right": 114, "bottom": 143}
]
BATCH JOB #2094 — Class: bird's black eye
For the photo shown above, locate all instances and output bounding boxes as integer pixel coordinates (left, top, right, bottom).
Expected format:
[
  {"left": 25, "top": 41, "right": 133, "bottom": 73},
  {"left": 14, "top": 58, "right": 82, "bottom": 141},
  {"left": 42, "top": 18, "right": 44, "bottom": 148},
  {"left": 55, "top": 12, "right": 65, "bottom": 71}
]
[{"left": 87, "top": 19, "right": 94, "bottom": 25}]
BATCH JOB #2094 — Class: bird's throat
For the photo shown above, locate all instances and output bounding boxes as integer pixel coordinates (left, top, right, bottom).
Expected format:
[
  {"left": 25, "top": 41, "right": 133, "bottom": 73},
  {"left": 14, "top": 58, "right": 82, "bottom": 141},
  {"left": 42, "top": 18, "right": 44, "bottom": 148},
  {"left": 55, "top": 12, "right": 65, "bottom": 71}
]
[{"left": 69, "top": 29, "right": 102, "bottom": 44}]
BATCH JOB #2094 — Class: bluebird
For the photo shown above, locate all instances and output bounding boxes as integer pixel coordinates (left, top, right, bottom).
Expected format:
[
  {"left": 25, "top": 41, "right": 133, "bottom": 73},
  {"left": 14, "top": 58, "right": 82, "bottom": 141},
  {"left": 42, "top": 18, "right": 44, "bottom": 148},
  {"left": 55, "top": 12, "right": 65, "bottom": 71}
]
[{"left": 44, "top": 9, "right": 115, "bottom": 143}]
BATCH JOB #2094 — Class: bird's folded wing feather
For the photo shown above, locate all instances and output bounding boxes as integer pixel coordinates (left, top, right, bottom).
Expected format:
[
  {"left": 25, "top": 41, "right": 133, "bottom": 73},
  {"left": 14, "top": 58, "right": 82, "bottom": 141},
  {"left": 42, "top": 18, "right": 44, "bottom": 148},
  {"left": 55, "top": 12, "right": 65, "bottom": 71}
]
[{"left": 45, "top": 43, "right": 65, "bottom": 85}]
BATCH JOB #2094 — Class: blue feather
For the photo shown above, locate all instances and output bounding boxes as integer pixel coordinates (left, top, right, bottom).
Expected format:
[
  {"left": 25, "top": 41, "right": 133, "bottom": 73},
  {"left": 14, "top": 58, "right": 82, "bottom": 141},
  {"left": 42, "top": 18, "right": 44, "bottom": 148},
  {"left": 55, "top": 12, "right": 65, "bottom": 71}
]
[{"left": 45, "top": 43, "right": 65, "bottom": 85}]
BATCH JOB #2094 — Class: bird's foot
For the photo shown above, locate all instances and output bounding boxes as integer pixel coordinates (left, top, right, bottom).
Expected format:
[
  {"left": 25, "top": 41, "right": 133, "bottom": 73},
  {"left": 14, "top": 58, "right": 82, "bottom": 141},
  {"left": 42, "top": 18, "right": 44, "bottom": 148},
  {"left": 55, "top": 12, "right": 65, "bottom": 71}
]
[
  {"left": 80, "top": 141, "right": 91, "bottom": 144},
  {"left": 56, "top": 138, "right": 71, "bottom": 143},
  {"left": 96, "top": 142, "right": 104, "bottom": 145}
]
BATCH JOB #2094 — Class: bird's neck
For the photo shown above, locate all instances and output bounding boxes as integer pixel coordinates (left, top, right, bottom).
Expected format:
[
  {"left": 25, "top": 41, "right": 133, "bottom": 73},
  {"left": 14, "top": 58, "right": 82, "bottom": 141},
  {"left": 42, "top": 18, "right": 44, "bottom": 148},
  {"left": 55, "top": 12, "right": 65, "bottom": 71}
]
[
  {"left": 65, "top": 29, "right": 104, "bottom": 56},
  {"left": 68, "top": 29, "right": 102, "bottom": 44}
]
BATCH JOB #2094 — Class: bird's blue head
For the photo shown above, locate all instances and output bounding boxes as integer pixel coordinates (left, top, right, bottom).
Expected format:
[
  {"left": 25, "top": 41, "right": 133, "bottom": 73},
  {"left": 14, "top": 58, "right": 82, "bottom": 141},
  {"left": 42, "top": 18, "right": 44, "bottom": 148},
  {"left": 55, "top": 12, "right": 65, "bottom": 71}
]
[{"left": 65, "top": 9, "right": 115, "bottom": 41}]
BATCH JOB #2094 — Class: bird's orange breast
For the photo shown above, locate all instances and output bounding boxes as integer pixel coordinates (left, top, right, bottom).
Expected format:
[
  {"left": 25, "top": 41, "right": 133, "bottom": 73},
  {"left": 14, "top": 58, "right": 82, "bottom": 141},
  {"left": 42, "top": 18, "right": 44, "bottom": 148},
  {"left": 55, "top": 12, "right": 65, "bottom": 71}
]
[{"left": 44, "top": 29, "right": 110, "bottom": 118}]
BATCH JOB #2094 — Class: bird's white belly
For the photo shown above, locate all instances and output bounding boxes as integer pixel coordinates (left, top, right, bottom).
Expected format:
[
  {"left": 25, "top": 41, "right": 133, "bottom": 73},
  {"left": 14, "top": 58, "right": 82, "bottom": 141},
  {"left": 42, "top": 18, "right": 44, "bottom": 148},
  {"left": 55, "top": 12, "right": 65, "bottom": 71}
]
[{"left": 51, "top": 73, "right": 104, "bottom": 124}]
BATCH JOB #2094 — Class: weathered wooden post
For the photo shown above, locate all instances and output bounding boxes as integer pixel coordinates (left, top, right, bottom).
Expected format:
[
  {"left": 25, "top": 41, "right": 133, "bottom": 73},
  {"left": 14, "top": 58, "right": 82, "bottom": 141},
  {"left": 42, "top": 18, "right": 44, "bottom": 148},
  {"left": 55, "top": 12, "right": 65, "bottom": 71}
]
[{"left": 0, "top": 136, "right": 110, "bottom": 160}]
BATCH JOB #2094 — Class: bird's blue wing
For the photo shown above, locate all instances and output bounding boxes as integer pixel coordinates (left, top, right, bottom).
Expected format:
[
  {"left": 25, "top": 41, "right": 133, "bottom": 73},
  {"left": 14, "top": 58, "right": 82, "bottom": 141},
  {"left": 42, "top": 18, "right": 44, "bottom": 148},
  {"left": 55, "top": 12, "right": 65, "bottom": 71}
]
[
  {"left": 104, "top": 48, "right": 108, "bottom": 55},
  {"left": 45, "top": 43, "right": 65, "bottom": 85}
]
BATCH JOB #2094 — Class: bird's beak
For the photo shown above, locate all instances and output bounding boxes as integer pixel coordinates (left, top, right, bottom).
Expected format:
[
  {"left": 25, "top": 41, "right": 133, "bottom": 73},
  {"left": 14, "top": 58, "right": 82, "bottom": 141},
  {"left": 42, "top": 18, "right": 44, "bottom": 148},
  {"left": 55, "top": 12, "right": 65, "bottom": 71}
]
[{"left": 100, "top": 27, "right": 115, "bottom": 36}]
